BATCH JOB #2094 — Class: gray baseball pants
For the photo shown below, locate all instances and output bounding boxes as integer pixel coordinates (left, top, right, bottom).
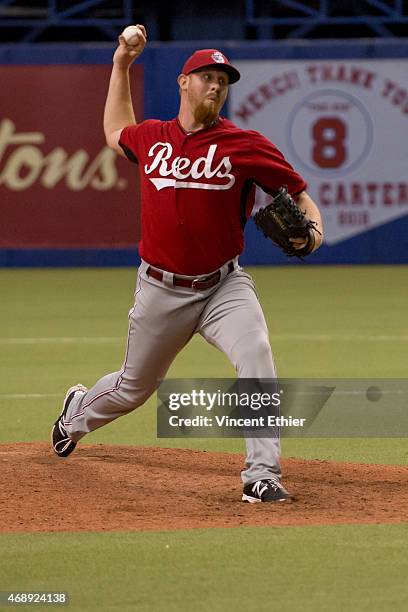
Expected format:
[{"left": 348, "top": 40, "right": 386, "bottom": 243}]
[{"left": 64, "top": 259, "right": 281, "bottom": 486}]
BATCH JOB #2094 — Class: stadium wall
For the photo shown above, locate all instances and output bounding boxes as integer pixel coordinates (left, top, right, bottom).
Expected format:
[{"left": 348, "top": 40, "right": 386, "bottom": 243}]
[{"left": 0, "top": 40, "right": 407, "bottom": 266}]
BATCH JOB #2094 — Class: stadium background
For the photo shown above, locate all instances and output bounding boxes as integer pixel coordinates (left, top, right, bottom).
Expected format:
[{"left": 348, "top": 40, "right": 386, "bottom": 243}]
[{"left": 1, "top": 0, "right": 407, "bottom": 266}]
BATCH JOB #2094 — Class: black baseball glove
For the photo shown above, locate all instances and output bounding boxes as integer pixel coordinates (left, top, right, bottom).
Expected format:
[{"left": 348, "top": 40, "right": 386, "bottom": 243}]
[{"left": 254, "top": 186, "right": 320, "bottom": 258}]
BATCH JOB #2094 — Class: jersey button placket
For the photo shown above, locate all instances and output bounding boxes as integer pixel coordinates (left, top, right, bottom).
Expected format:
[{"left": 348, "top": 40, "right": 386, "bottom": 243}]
[
  {"left": 176, "top": 136, "right": 190, "bottom": 227},
  {"left": 175, "top": 136, "right": 193, "bottom": 264}
]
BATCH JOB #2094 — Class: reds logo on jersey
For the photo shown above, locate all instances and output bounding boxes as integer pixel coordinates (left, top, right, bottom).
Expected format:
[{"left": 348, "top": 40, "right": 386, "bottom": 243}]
[{"left": 144, "top": 142, "right": 235, "bottom": 191}]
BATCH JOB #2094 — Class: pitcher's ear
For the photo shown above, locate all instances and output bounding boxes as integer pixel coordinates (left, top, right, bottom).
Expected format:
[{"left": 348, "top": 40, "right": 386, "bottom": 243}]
[{"left": 177, "top": 73, "right": 189, "bottom": 90}]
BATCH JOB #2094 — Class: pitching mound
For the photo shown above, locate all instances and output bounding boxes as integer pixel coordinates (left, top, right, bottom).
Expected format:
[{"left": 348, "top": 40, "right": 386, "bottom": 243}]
[{"left": 1, "top": 443, "right": 407, "bottom": 533}]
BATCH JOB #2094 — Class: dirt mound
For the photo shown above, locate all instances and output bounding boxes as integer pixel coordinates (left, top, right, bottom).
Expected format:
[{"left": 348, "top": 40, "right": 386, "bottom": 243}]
[{"left": 1, "top": 443, "right": 407, "bottom": 533}]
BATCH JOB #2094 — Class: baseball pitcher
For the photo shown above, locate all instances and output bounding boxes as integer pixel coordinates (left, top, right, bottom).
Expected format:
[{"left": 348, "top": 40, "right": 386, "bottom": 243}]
[{"left": 51, "top": 25, "right": 323, "bottom": 503}]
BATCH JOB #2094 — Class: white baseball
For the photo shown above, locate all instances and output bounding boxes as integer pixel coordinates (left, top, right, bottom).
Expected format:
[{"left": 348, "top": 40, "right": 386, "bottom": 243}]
[{"left": 122, "top": 25, "right": 143, "bottom": 46}]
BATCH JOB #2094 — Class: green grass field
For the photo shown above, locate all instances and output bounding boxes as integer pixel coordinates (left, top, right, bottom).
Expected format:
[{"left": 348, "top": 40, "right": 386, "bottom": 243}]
[{"left": 1, "top": 265, "right": 407, "bottom": 611}]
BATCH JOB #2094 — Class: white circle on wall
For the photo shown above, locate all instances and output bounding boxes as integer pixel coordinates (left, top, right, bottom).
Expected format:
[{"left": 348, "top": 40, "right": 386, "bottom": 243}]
[{"left": 286, "top": 89, "right": 373, "bottom": 178}]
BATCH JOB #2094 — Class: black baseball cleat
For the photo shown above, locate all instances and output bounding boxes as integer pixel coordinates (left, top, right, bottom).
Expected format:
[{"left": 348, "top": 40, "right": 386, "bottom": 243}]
[
  {"left": 242, "top": 479, "right": 292, "bottom": 503},
  {"left": 51, "top": 384, "right": 87, "bottom": 457}
]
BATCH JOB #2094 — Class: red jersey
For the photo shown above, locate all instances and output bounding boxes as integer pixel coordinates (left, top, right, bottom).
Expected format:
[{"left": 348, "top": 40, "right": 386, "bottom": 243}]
[{"left": 119, "top": 117, "right": 306, "bottom": 275}]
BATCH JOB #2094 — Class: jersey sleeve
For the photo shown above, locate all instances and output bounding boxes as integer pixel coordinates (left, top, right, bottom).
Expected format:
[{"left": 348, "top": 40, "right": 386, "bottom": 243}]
[
  {"left": 245, "top": 131, "right": 307, "bottom": 196},
  {"left": 119, "top": 120, "right": 160, "bottom": 164},
  {"left": 118, "top": 124, "right": 143, "bottom": 163}
]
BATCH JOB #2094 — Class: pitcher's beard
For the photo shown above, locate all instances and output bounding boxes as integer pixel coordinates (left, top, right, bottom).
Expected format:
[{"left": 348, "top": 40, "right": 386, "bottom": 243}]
[{"left": 193, "top": 100, "right": 219, "bottom": 126}]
